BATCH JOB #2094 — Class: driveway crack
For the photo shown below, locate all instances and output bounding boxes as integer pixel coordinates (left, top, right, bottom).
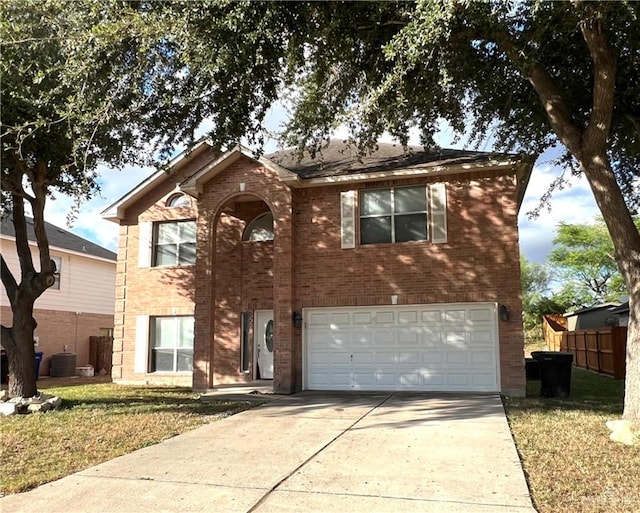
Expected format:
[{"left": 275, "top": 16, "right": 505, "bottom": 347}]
[{"left": 246, "top": 393, "right": 395, "bottom": 512}]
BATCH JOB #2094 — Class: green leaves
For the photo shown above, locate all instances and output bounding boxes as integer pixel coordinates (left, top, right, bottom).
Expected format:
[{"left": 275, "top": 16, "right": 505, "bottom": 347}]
[{"left": 549, "top": 218, "right": 635, "bottom": 303}]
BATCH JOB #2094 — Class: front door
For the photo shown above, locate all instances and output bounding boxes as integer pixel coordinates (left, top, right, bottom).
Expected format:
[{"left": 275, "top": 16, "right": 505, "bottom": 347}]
[{"left": 255, "top": 310, "right": 274, "bottom": 379}]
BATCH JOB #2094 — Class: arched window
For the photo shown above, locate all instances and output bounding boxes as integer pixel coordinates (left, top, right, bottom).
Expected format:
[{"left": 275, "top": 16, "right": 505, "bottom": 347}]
[
  {"left": 243, "top": 212, "right": 274, "bottom": 242},
  {"left": 166, "top": 193, "right": 191, "bottom": 208}
]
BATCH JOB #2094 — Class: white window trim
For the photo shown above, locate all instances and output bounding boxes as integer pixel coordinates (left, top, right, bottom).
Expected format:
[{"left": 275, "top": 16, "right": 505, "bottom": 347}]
[
  {"left": 51, "top": 255, "right": 62, "bottom": 290},
  {"left": 149, "top": 315, "right": 194, "bottom": 373},
  {"left": 152, "top": 220, "right": 197, "bottom": 267},
  {"left": 359, "top": 186, "right": 429, "bottom": 244}
]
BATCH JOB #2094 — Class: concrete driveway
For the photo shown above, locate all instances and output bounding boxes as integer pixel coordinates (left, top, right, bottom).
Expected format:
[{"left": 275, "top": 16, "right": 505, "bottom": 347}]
[{"left": 2, "top": 393, "right": 536, "bottom": 513}]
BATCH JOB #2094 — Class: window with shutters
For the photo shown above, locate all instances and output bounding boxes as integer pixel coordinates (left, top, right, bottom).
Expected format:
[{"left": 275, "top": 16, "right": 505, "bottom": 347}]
[
  {"left": 152, "top": 220, "right": 196, "bottom": 266},
  {"left": 359, "top": 186, "right": 429, "bottom": 244}
]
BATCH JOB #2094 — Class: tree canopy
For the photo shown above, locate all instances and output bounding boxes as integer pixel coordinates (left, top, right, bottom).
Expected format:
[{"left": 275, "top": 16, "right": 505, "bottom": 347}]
[
  {"left": 550, "top": 218, "right": 635, "bottom": 305},
  {"left": 2, "top": 0, "right": 640, "bottom": 419}
]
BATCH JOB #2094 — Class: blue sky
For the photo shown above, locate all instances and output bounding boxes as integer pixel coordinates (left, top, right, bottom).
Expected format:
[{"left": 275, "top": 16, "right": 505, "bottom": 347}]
[{"left": 41, "top": 112, "right": 599, "bottom": 264}]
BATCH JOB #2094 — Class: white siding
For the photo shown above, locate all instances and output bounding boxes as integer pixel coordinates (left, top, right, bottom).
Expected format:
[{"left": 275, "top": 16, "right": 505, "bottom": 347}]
[{"left": 0, "top": 238, "right": 116, "bottom": 315}]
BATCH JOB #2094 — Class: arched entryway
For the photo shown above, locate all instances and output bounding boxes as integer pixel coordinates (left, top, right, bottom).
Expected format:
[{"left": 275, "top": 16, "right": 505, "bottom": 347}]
[{"left": 192, "top": 187, "right": 296, "bottom": 393}]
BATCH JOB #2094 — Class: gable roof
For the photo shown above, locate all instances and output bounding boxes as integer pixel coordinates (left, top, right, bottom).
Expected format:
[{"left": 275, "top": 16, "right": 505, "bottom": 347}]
[
  {"left": 102, "top": 138, "right": 534, "bottom": 221},
  {"left": 564, "top": 303, "right": 620, "bottom": 318},
  {"left": 101, "top": 140, "right": 215, "bottom": 222},
  {"left": 180, "top": 145, "right": 299, "bottom": 196},
  {"left": 267, "top": 140, "right": 519, "bottom": 179},
  {"left": 609, "top": 302, "right": 629, "bottom": 316},
  {"left": 0, "top": 217, "right": 116, "bottom": 261}
]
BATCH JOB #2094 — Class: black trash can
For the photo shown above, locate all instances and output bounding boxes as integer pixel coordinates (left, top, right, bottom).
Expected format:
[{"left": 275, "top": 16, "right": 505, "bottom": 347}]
[
  {"left": 35, "top": 351, "right": 44, "bottom": 381},
  {"left": 525, "top": 358, "right": 540, "bottom": 381},
  {"left": 531, "top": 351, "right": 573, "bottom": 398}
]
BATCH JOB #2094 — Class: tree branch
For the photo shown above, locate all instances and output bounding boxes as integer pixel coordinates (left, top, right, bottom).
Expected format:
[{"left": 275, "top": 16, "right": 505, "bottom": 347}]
[
  {"left": 492, "top": 29, "right": 584, "bottom": 156},
  {"left": 0, "top": 254, "right": 18, "bottom": 309},
  {"left": 31, "top": 160, "right": 55, "bottom": 286},
  {"left": 579, "top": 6, "right": 616, "bottom": 152},
  {"left": 11, "top": 193, "right": 35, "bottom": 279}
]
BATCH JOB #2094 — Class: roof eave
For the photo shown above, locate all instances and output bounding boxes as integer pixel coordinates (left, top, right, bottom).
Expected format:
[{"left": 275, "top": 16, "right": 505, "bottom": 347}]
[
  {"left": 180, "top": 146, "right": 301, "bottom": 197},
  {"left": 280, "top": 158, "right": 525, "bottom": 188},
  {"left": 100, "top": 141, "right": 213, "bottom": 222}
]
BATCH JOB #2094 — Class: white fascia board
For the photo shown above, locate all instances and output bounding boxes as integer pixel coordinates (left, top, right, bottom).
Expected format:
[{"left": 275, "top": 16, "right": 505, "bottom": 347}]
[
  {"left": 280, "top": 159, "right": 520, "bottom": 188},
  {"left": 101, "top": 140, "right": 213, "bottom": 222},
  {"left": 0, "top": 235, "right": 116, "bottom": 264}
]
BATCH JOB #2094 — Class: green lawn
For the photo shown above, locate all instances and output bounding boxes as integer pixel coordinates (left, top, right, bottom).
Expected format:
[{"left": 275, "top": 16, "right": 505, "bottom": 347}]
[
  {"left": 504, "top": 367, "right": 640, "bottom": 513},
  {"left": 0, "top": 382, "right": 257, "bottom": 495}
]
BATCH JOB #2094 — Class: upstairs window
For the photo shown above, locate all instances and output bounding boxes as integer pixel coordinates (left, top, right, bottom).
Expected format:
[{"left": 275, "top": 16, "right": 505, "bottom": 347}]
[
  {"left": 153, "top": 220, "right": 196, "bottom": 266},
  {"left": 51, "top": 255, "right": 61, "bottom": 290},
  {"left": 242, "top": 212, "right": 274, "bottom": 242},
  {"left": 360, "top": 186, "right": 428, "bottom": 244}
]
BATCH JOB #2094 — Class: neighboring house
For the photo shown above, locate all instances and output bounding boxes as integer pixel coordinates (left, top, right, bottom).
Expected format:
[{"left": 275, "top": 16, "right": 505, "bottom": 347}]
[
  {"left": 1, "top": 217, "right": 116, "bottom": 376},
  {"left": 102, "top": 140, "right": 533, "bottom": 395},
  {"left": 609, "top": 302, "right": 630, "bottom": 327},
  {"left": 565, "top": 302, "right": 629, "bottom": 330}
]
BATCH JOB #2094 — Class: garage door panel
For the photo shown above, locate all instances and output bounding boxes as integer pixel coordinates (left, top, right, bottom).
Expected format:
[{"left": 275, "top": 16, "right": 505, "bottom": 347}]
[
  {"left": 444, "top": 309, "right": 466, "bottom": 323},
  {"left": 375, "top": 373, "right": 396, "bottom": 386},
  {"left": 470, "top": 351, "right": 495, "bottom": 365},
  {"left": 305, "top": 303, "right": 499, "bottom": 392},
  {"left": 398, "top": 311, "right": 418, "bottom": 324},
  {"left": 308, "top": 313, "right": 330, "bottom": 326},
  {"left": 472, "top": 373, "right": 497, "bottom": 387},
  {"left": 330, "top": 353, "right": 351, "bottom": 365},
  {"left": 444, "top": 331, "right": 469, "bottom": 349},
  {"left": 446, "top": 351, "right": 468, "bottom": 364},
  {"left": 421, "top": 311, "right": 441, "bottom": 323},
  {"left": 422, "top": 351, "right": 444, "bottom": 364},
  {"left": 469, "top": 307, "right": 493, "bottom": 322},
  {"left": 398, "top": 331, "right": 420, "bottom": 345},
  {"left": 471, "top": 330, "right": 493, "bottom": 344},
  {"left": 375, "top": 311, "right": 395, "bottom": 324},
  {"left": 398, "top": 373, "right": 420, "bottom": 386},
  {"left": 331, "top": 313, "right": 351, "bottom": 326},
  {"left": 374, "top": 330, "right": 394, "bottom": 345},
  {"left": 353, "top": 312, "right": 372, "bottom": 324}
]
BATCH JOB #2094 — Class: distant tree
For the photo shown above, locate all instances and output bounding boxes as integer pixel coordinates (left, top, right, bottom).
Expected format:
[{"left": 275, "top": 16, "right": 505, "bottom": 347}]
[
  {"left": 550, "top": 218, "right": 633, "bottom": 305},
  {"left": 520, "top": 256, "right": 574, "bottom": 337}
]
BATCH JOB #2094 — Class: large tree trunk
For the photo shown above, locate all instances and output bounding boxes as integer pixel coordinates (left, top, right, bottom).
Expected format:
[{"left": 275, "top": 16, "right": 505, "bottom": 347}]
[
  {"left": 1, "top": 186, "right": 55, "bottom": 398},
  {"left": 2, "top": 311, "right": 38, "bottom": 398},
  {"left": 582, "top": 154, "right": 640, "bottom": 422}
]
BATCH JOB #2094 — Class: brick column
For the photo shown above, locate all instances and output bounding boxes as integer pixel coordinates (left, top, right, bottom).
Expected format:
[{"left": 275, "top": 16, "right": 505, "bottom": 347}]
[{"left": 273, "top": 197, "right": 296, "bottom": 394}]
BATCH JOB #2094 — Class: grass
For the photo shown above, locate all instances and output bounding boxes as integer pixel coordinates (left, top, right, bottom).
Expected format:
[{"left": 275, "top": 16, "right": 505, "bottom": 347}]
[
  {"left": 504, "top": 367, "right": 640, "bottom": 513},
  {"left": 3, "top": 372, "right": 639, "bottom": 510},
  {"left": 0, "top": 380, "right": 258, "bottom": 495}
]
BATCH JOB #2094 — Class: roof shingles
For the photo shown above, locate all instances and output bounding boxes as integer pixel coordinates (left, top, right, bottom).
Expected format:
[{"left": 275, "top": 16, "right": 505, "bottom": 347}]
[{"left": 1, "top": 217, "right": 116, "bottom": 261}]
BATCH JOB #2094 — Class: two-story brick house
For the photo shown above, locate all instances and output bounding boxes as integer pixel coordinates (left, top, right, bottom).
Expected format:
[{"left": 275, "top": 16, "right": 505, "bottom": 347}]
[{"left": 102, "top": 140, "right": 533, "bottom": 395}]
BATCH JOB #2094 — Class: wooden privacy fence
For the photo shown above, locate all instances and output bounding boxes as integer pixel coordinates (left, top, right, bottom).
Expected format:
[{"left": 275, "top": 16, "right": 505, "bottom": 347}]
[
  {"left": 89, "top": 336, "right": 113, "bottom": 376},
  {"left": 561, "top": 327, "right": 627, "bottom": 379},
  {"left": 541, "top": 316, "right": 627, "bottom": 379},
  {"left": 542, "top": 315, "right": 565, "bottom": 352}
]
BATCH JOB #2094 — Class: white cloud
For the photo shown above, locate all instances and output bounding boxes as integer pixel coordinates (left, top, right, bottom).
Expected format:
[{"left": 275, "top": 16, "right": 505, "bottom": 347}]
[{"left": 519, "top": 163, "right": 599, "bottom": 263}]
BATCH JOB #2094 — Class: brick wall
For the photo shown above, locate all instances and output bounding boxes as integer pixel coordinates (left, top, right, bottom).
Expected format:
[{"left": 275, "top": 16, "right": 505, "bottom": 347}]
[
  {"left": 1, "top": 306, "right": 113, "bottom": 376},
  {"left": 116, "top": 153, "right": 525, "bottom": 393}
]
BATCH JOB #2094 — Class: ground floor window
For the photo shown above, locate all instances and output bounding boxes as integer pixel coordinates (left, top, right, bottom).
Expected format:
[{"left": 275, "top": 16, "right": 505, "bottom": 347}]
[{"left": 150, "top": 316, "right": 194, "bottom": 372}]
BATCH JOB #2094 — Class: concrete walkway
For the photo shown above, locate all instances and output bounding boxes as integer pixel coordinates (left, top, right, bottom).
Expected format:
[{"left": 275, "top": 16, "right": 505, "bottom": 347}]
[{"left": 2, "top": 393, "right": 536, "bottom": 513}]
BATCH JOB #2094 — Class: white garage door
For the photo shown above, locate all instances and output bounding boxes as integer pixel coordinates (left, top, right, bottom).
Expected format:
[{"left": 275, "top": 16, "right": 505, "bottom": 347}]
[{"left": 304, "top": 303, "right": 499, "bottom": 392}]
